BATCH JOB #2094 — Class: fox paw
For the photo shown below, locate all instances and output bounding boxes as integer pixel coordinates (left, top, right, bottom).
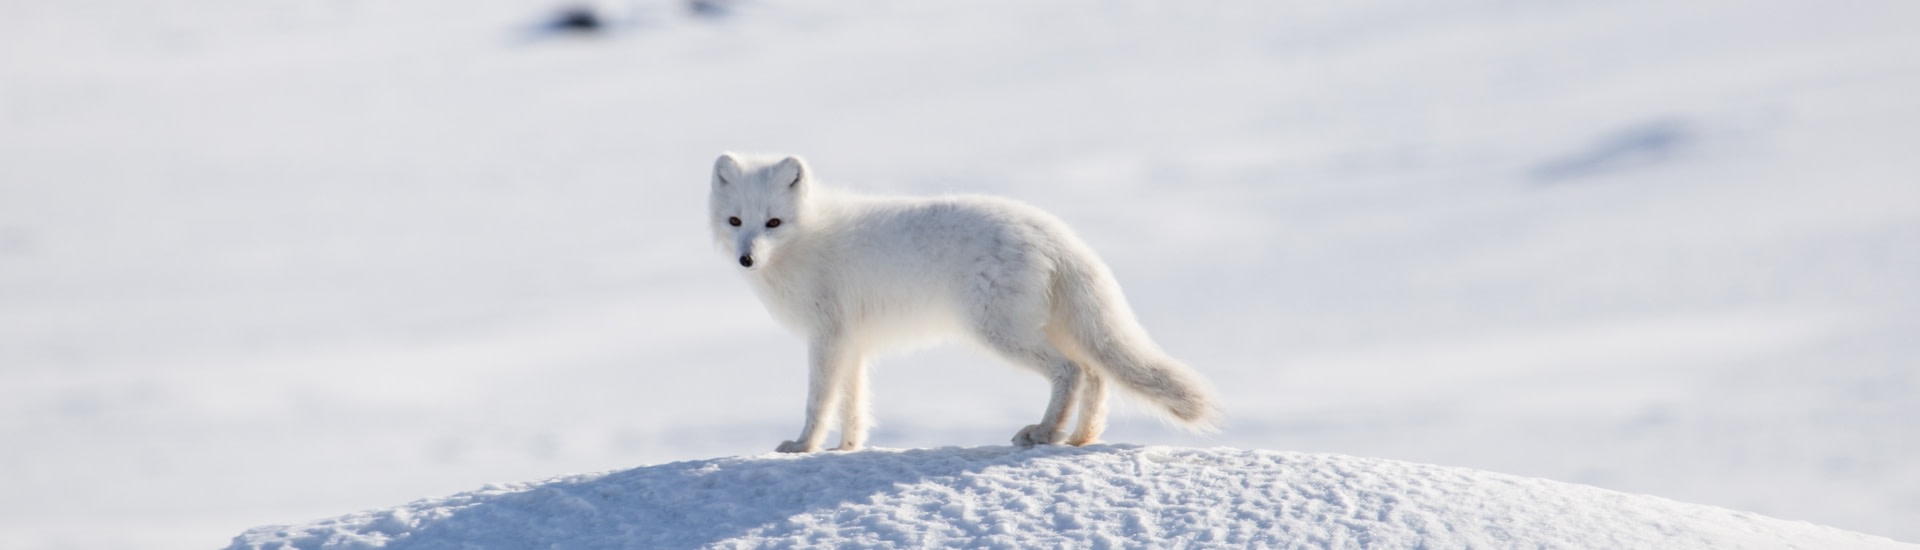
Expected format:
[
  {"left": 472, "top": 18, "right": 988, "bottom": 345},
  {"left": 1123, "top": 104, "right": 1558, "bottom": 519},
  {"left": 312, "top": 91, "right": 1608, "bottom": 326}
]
[
  {"left": 1011, "top": 424, "right": 1063, "bottom": 448},
  {"left": 775, "top": 440, "right": 817, "bottom": 453}
]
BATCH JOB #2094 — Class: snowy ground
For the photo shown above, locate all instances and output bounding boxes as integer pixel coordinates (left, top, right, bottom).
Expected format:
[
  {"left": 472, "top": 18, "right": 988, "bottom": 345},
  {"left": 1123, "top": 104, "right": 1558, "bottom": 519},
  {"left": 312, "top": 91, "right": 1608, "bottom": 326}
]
[
  {"left": 227, "top": 446, "right": 1914, "bottom": 549},
  {"left": 2, "top": 0, "right": 1918, "bottom": 548}
]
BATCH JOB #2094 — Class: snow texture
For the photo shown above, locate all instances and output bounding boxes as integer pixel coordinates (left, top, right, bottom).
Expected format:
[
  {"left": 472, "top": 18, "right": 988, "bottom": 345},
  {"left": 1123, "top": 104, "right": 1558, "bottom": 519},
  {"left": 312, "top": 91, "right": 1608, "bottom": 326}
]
[
  {"left": 5, "top": 0, "right": 1920, "bottom": 548},
  {"left": 228, "top": 446, "right": 1910, "bottom": 550}
]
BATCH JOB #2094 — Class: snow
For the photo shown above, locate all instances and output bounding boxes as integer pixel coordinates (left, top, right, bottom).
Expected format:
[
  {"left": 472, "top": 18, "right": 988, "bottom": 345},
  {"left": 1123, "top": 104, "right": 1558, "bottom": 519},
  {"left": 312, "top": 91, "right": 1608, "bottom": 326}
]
[
  {"left": 4, "top": 0, "right": 1920, "bottom": 548},
  {"left": 227, "top": 445, "right": 1911, "bottom": 549}
]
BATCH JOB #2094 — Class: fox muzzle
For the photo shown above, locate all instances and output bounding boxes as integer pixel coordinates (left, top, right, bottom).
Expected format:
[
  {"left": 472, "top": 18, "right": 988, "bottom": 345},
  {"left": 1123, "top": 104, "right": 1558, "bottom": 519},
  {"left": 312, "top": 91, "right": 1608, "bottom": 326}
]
[{"left": 733, "top": 234, "right": 763, "bottom": 270}]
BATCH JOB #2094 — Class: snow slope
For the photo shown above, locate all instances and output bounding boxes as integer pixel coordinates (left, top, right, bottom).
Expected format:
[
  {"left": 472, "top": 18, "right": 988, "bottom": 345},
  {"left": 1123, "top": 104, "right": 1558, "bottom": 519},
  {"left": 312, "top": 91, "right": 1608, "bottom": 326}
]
[
  {"left": 228, "top": 446, "right": 1910, "bottom": 549},
  {"left": 4, "top": 0, "right": 1919, "bottom": 548}
]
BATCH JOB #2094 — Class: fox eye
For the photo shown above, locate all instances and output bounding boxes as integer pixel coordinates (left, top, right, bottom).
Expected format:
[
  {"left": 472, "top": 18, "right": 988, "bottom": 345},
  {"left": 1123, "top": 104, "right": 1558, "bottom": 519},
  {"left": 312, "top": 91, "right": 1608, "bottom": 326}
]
[
  {"left": 766, "top": 218, "right": 782, "bottom": 228},
  {"left": 728, "top": 217, "right": 741, "bottom": 227}
]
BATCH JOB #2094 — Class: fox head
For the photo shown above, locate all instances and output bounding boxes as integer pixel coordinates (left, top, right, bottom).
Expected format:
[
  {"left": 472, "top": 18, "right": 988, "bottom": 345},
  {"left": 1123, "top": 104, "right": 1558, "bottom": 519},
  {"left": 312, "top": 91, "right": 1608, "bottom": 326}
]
[{"left": 710, "top": 152, "right": 811, "bottom": 271}]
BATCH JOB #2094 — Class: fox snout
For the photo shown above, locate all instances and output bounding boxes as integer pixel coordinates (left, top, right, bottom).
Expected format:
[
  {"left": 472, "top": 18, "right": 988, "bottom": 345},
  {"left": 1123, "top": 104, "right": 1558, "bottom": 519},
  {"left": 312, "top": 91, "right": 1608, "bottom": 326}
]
[{"left": 733, "top": 235, "right": 765, "bottom": 270}]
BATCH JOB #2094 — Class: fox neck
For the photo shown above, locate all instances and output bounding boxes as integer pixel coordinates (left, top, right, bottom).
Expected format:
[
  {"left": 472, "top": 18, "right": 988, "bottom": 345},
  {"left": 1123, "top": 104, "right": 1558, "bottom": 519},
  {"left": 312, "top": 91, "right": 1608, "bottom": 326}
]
[{"left": 742, "top": 246, "right": 822, "bottom": 333}]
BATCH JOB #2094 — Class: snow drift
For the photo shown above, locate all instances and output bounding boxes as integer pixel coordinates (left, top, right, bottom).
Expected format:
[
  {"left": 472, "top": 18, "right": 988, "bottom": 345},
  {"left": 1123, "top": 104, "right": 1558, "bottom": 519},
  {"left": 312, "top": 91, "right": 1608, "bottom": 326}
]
[
  {"left": 228, "top": 446, "right": 1908, "bottom": 549},
  {"left": 9, "top": 0, "right": 1920, "bottom": 546}
]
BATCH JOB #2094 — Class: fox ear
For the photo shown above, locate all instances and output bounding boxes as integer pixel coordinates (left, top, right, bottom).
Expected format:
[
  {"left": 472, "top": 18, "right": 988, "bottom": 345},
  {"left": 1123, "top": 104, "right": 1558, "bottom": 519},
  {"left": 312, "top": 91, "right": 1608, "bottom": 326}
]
[
  {"left": 777, "top": 156, "right": 808, "bottom": 190},
  {"left": 713, "top": 153, "right": 744, "bottom": 185}
]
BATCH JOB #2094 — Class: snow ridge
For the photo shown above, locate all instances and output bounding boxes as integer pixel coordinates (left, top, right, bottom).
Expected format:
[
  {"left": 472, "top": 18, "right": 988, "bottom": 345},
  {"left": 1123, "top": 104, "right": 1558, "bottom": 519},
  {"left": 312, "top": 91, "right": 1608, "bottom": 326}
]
[{"left": 227, "top": 446, "right": 1910, "bottom": 549}]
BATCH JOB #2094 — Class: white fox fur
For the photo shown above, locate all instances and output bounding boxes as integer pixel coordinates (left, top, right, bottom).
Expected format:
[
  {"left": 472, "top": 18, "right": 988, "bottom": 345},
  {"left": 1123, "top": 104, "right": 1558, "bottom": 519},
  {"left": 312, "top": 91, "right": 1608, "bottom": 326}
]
[{"left": 709, "top": 153, "right": 1220, "bottom": 452}]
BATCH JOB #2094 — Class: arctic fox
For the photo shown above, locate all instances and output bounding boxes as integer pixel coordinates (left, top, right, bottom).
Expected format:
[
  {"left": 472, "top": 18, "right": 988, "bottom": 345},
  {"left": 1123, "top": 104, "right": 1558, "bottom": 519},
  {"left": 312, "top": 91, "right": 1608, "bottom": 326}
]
[{"left": 709, "top": 153, "right": 1220, "bottom": 453}]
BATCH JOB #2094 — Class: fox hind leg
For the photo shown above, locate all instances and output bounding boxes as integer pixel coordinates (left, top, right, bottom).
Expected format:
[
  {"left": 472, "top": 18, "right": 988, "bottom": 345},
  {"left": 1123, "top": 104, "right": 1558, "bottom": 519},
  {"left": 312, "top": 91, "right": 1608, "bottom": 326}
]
[
  {"left": 968, "top": 258, "right": 1083, "bottom": 447},
  {"left": 1010, "top": 353, "right": 1082, "bottom": 447},
  {"left": 981, "top": 333, "right": 1084, "bottom": 448},
  {"left": 1067, "top": 367, "right": 1107, "bottom": 446}
]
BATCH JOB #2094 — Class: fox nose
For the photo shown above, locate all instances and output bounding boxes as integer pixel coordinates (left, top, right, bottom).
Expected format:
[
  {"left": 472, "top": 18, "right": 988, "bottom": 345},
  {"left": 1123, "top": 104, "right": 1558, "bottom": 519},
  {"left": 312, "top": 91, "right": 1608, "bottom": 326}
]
[{"left": 739, "top": 255, "right": 754, "bottom": 267}]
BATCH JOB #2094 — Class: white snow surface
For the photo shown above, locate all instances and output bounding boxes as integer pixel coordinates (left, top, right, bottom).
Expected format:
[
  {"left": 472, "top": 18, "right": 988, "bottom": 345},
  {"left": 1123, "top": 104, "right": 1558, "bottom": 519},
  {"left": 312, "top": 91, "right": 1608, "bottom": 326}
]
[
  {"left": 4, "top": 0, "right": 1920, "bottom": 548},
  {"left": 228, "top": 445, "right": 1908, "bottom": 550}
]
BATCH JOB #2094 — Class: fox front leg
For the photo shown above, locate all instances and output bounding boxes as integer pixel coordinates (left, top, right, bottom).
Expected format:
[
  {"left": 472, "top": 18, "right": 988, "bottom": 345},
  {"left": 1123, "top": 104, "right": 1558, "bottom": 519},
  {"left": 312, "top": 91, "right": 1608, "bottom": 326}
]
[
  {"left": 776, "top": 336, "right": 852, "bottom": 453},
  {"left": 834, "top": 356, "right": 872, "bottom": 451}
]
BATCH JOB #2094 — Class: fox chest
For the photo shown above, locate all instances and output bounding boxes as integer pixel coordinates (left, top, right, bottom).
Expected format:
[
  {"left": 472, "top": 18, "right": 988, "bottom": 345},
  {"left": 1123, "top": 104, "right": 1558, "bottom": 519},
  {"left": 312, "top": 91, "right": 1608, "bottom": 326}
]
[{"left": 745, "top": 266, "right": 967, "bottom": 337}]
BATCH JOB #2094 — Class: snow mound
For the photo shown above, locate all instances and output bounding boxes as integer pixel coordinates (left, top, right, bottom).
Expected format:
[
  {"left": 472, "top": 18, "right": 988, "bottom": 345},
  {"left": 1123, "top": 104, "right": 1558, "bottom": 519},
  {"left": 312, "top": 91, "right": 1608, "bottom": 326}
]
[{"left": 228, "top": 446, "right": 1909, "bottom": 549}]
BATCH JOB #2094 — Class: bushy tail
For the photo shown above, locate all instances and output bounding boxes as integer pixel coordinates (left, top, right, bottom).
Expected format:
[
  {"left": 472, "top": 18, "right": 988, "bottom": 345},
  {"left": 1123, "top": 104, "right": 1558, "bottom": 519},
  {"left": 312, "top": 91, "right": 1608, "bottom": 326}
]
[{"left": 1051, "top": 252, "right": 1222, "bottom": 431}]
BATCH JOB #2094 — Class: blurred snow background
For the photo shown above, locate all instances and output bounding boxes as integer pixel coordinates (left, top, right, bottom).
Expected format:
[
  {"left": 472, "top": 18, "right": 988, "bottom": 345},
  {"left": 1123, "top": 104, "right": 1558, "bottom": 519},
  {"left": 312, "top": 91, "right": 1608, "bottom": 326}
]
[{"left": 2, "top": 0, "right": 1916, "bottom": 547}]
